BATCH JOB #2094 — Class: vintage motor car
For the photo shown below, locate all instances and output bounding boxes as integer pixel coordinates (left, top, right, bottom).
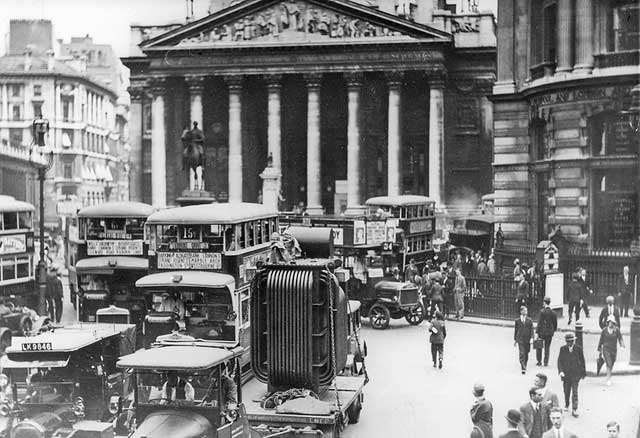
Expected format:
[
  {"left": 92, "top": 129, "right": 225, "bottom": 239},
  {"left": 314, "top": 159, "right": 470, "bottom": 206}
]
[
  {"left": 0, "top": 323, "right": 136, "bottom": 438},
  {"left": 115, "top": 345, "right": 250, "bottom": 438},
  {"left": 361, "top": 280, "right": 425, "bottom": 329}
]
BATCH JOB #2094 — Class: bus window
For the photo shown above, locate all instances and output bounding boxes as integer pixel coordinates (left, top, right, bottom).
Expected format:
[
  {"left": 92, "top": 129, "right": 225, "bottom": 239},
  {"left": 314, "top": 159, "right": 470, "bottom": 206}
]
[
  {"left": 125, "top": 218, "right": 145, "bottom": 240},
  {"left": 159, "top": 225, "right": 178, "bottom": 247},
  {"left": 3, "top": 213, "right": 17, "bottom": 230},
  {"left": 2, "top": 257, "right": 16, "bottom": 281},
  {"left": 16, "top": 257, "right": 30, "bottom": 278},
  {"left": 262, "top": 220, "right": 269, "bottom": 243},
  {"left": 235, "top": 224, "right": 244, "bottom": 249},
  {"left": 106, "top": 218, "right": 126, "bottom": 230},
  {"left": 240, "top": 291, "right": 250, "bottom": 326},
  {"left": 87, "top": 219, "right": 104, "bottom": 239},
  {"left": 18, "top": 212, "right": 32, "bottom": 229},
  {"left": 203, "top": 225, "right": 223, "bottom": 250},
  {"left": 390, "top": 207, "right": 401, "bottom": 218},
  {"left": 244, "top": 222, "right": 252, "bottom": 247}
]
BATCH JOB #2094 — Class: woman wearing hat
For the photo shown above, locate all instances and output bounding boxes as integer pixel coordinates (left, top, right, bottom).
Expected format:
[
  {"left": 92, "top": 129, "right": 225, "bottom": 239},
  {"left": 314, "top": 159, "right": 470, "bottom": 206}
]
[{"left": 597, "top": 315, "right": 625, "bottom": 386}]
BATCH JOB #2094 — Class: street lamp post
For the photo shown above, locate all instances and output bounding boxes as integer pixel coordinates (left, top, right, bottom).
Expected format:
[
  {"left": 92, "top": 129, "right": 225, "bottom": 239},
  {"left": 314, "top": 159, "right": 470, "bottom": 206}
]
[{"left": 29, "top": 116, "right": 53, "bottom": 316}]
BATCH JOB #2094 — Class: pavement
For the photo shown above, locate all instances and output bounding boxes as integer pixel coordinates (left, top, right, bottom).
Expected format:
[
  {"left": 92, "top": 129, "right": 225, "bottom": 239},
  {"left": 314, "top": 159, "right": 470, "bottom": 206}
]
[
  {"left": 454, "top": 306, "right": 640, "bottom": 377},
  {"left": 345, "top": 319, "right": 640, "bottom": 438}
]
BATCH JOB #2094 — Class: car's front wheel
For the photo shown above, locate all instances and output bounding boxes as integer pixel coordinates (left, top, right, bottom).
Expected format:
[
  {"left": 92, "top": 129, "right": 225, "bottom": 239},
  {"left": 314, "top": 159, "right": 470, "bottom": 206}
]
[{"left": 368, "top": 304, "right": 390, "bottom": 330}]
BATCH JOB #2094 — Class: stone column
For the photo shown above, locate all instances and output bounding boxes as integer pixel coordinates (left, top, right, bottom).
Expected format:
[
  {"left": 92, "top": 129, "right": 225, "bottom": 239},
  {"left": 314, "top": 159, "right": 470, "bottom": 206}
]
[
  {"left": 127, "top": 82, "right": 145, "bottom": 202},
  {"left": 556, "top": 0, "right": 574, "bottom": 74},
  {"left": 225, "top": 76, "right": 243, "bottom": 203},
  {"left": 1, "top": 84, "right": 7, "bottom": 120},
  {"left": 428, "top": 73, "right": 445, "bottom": 208},
  {"left": 494, "top": 0, "right": 515, "bottom": 93},
  {"left": 265, "top": 74, "right": 282, "bottom": 175},
  {"left": 150, "top": 78, "right": 167, "bottom": 208},
  {"left": 304, "top": 73, "right": 323, "bottom": 215},
  {"left": 345, "top": 72, "right": 364, "bottom": 215},
  {"left": 186, "top": 75, "right": 205, "bottom": 191},
  {"left": 386, "top": 71, "right": 403, "bottom": 197},
  {"left": 573, "top": 0, "right": 593, "bottom": 74}
]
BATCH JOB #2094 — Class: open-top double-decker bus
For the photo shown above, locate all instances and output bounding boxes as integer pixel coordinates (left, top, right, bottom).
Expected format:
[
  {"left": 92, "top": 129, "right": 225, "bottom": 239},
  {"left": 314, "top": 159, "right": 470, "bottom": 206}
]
[
  {"left": 69, "top": 201, "right": 154, "bottom": 323},
  {"left": 138, "top": 202, "right": 278, "bottom": 377}
]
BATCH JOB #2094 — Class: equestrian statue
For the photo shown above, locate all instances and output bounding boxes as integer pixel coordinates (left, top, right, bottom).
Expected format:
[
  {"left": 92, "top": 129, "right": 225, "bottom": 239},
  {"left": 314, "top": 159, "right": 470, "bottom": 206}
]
[{"left": 181, "top": 121, "right": 206, "bottom": 191}]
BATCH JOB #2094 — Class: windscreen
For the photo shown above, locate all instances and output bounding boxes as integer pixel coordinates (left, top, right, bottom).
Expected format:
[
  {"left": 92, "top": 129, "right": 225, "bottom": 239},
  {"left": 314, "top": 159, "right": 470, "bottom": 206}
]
[{"left": 135, "top": 369, "right": 219, "bottom": 407}]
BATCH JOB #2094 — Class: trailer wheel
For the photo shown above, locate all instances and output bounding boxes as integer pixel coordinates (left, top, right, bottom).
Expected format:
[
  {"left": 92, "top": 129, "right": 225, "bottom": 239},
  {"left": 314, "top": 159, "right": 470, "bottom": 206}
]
[
  {"left": 347, "top": 395, "right": 363, "bottom": 424},
  {"left": 405, "top": 302, "right": 425, "bottom": 325},
  {"left": 368, "top": 304, "right": 390, "bottom": 330}
]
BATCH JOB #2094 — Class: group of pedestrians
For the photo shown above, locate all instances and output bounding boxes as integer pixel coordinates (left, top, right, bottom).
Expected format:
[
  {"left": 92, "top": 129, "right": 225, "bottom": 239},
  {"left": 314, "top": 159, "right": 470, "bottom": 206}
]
[{"left": 469, "top": 378, "right": 624, "bottom": 438}]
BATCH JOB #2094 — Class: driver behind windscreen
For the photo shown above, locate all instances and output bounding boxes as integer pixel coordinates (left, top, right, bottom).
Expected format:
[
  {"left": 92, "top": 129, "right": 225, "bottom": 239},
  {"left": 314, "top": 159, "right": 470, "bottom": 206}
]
[
  {"left": 158, "top": 291, "right": 185, "bottom": 319},
  {"left": 160, "top": 370, "right": 194, "bottom": 402}
]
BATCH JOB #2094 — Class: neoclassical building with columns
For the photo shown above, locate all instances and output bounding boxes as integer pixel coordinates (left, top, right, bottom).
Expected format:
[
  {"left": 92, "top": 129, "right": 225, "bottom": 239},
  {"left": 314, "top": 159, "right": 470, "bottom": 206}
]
[{"left": 124, "top": 0, "right": 496, "bottom": 214}]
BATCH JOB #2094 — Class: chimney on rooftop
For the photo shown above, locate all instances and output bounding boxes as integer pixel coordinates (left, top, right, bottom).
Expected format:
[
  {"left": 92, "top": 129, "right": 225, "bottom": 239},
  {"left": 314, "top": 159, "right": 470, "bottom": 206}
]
[
  {"left": 23, "top": 45, "right": 32, "bottom": 71},
  {"left": 46, "top": 49, "right": 55, "bottom": 71},
  {"left": 79, "top": 54, "right": 87, "bottom": 73}
]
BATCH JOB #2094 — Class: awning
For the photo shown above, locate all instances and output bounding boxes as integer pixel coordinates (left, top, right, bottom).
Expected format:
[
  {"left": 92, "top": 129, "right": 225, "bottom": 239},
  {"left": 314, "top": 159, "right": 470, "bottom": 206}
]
[
  {"left": 61, "top": 132, "right": 72, "bottom": 148},
  {"left": 104, "top": 165, "right": 114, "bottom": 182},
  {"left": 75, "top": 256, "right": 148, "bottom": 274}
]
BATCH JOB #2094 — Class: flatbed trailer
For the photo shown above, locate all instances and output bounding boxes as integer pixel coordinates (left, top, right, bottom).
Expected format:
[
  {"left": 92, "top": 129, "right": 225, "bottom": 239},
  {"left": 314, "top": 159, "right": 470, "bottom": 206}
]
[{"left": 244, "top": 376, "right": 366, "bottom": 437}]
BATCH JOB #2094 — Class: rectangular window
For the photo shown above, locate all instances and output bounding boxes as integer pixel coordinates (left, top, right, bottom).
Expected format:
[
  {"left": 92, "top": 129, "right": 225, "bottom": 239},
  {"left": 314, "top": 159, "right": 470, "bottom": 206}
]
[
  {"left": 64, "top": 164, "right": 73, "bottom": 179},
  {"left": 62, "top": 129, "right": 74, "bottom": 148},
  {"left": 543, "top": 4, "right": 557, "bottom": 65},
  {"left": 593, "top": 169, "right": 637, "bottom": 248},
  {"left": 62, "top": 98, "right": 73, "bottom": 122},
  {"left": 3, "top": 213, "right": 17, "bottom": 229},
  {"left": 33, "top": 84, "right": 42, "bottom": 96},
  {"left": 12, "top": 105, "right": 21, "bottom": 121},
  {"left": 11, "top": 84, "right": 21, "bottom": 97},
  {"left": 16, "top": 257, "right": 30, "bottom": 278},
  {"left": 614, "top": 4, "right": 639, "bottom": 51},
  {"left": 2, "top": 258, "right": 16, "bottom": 281},
  {"left": 32, "top": 102, "right": 42, "bottom": 118},
  {"left": 9, "top": 128, "right": 23, "bottom": 148}
]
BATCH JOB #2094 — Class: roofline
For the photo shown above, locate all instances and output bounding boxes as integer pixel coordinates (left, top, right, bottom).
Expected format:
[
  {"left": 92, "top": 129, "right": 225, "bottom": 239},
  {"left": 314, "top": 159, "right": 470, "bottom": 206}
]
[
  {"left": 0, "top": 70, "right": 117, "bottom": 99},
  {"left": 140, "top": 0, "right": 451, "bottom": 49}
]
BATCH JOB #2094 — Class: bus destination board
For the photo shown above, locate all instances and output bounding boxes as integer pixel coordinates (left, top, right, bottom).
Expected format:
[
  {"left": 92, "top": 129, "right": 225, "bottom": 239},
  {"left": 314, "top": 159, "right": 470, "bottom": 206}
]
[
  {"left": 157, "top": 252, "right": 222, "bottom": 270},
  {"left": 0, "top": 234, "right": 26, "bottom": 255},
  {"left": 87, "top": 240, "right": 144, "bottom": 256},
  {"left": 409, "top": 219, "right": 433, "bottom": 234}
]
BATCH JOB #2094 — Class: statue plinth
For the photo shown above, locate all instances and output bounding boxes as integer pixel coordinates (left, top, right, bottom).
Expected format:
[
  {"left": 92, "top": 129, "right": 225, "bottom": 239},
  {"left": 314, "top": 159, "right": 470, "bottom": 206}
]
[{"left": 176, "top": 189, "right": 216, "bottom": 206}]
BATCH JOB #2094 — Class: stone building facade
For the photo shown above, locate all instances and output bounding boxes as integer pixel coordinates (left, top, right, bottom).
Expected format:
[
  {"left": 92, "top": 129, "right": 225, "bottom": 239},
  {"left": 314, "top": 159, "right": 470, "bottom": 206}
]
[
  {"left": 125, "top": 0, "right": 496, "bottom": 214},
  {"left": 492, "top": 0, "right": 639, "bottom": 251},
  {"left": 0, "top": 21, "right": 130, "bottom": 229}
]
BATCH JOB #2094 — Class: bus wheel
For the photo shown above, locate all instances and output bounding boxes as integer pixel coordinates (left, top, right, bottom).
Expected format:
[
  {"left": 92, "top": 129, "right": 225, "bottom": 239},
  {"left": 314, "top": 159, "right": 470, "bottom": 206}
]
[
  {"left": 347, "top": 395, "right": 363, "bottom": 424},
  {"left": 405, "top": 302, "right": 425, "bottom": 325},
  {"left": 368, "top": 304, "right": 390, "bottom": 330}
]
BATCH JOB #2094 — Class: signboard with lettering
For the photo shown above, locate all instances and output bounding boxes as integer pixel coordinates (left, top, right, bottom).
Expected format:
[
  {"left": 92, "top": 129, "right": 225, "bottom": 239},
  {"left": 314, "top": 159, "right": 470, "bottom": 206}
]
[
  {"left": 87, "top": 240, "right": 144, "bottom": 256},
  {"left": 157, "top": 252, "right": 222, "bottom": 270},
  {"left": 22, "top": 342, "right": 53, "bottom": 352},
  {"left": 409, "top": 220, "right": 433, "bottom": 234},
  {"left": 366, "top": 220, "right": 386, "bottom": 245},
  {"left": 0, "top": 234, "right": 27, "bottom": 255}
]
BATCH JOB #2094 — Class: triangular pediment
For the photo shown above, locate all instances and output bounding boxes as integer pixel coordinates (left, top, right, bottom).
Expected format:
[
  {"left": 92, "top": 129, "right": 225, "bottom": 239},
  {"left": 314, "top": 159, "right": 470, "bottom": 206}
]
[{"left": 140, "top": 0, "right": 451, "bottom": 51}]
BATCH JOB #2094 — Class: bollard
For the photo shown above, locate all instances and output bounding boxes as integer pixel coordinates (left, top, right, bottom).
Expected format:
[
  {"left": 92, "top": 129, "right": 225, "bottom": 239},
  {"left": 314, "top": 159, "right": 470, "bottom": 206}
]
[
  {"left": 630, "top": 307, "right": 640, "bottom": 366},
  {"left": 575, "top": 322, "right": 584, "bottom": 350}
]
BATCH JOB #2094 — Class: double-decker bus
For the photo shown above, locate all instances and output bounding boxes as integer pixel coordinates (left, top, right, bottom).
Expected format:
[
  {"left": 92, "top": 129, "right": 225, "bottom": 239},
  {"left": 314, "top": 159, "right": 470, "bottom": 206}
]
[
  {"left": 138, "top": 202, "right": 278, "bottom": 377},
  {"left": 364, "top": 195, "right": 437, "bottom": 275},
  {"left": 69, "top": 201, "right": 154, "bottom": 322},
  {"left": 0, "top": 196, "right": 36, "bottom": 307}
]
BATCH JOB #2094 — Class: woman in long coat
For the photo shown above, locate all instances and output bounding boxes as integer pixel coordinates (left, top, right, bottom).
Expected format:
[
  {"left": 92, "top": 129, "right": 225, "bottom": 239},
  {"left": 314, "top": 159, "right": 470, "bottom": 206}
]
[{"left": 598, "top": 315, "right": 625, "bottom": 386}]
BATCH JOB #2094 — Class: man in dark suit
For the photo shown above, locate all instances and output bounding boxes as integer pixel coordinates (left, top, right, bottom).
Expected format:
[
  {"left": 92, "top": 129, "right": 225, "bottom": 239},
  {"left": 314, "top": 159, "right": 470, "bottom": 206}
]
[
  {"left": 566, "top": 273, "right": 582, "bottom": 325},
  {"left": 536, "top": 296, "right": 558, "bottom": 366},
  {"left": 498, "top": 409, "right": 525, "bottom": 438},
  {"left": 470, "top": 383, "right": 493, "bottom": 438},
  {"left": 514, "top": 306, "right": 534, "bottom": 374},
  {"left": 599, "top": 295, "right": 622, "bottom": 329},
  {"left": 557, "top": 332, "right": 585, "bottom": 418},
  {"left": 519, "top": 387, "right": 552, "bottom": 438},
  {"left": 618, "top": 265, "right": 634, "bottom": 317}
]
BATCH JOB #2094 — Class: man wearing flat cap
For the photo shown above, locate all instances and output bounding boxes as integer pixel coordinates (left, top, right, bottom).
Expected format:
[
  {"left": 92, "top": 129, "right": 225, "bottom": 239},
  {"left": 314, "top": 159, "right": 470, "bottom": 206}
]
[
  {"left": 556, "top": 332, "right": 585, "bottom": 418},
  {"left": 470, "top": 383, "right": 494, "bottom": 438},
  {"left": 498, "top": 409, "right": 525, "bottom": 438}
]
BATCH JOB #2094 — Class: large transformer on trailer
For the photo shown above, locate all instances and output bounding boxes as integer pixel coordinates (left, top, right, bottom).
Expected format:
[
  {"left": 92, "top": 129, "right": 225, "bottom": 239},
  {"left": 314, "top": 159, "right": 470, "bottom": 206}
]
[{"left": 245, "top": 259, "right": 366, "bottom": 437}]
